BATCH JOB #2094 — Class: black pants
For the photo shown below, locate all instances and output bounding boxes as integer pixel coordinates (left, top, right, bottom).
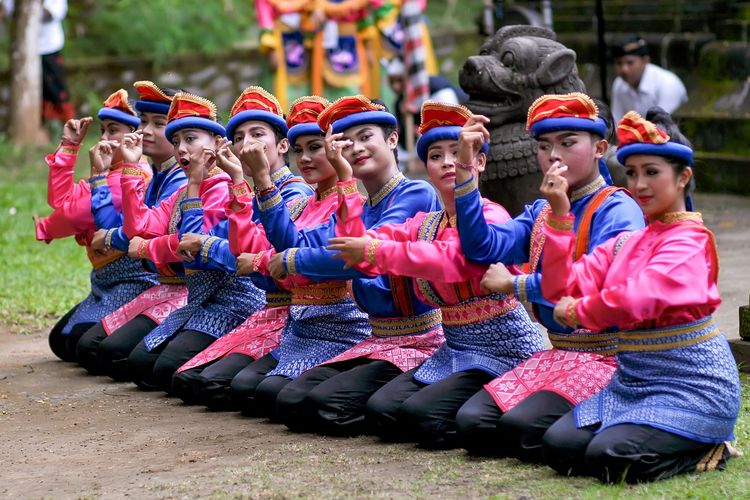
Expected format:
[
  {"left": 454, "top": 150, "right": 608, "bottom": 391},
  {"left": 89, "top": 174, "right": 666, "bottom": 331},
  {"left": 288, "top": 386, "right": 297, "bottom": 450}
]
[
  {"left": 48, "top": 303, "right": 94, "bottom": 362},
  {"left": 457, "top": 389, "right": 573, "bottom": 461},
  {"left": 127, "top": 329, "right": 215, "bottom": 393},
  {"left": 228, "top": 353, "right": 279, "bottom": 416},
  {"left": 172, "top": 353, "right": 254, "bottom": 410},
  {"left": 48, "top": 304, "right": 78, "bottom": 361},
  {"left": 255, "top": 375, "right": 293, "bottom": 419},
  {"left": 366, "top": 368, "right": 494, "bottom": 449},
  {"left": 542, "top": 410, "right": 724, "bottom": 483},
  {"left": 277, "top": 359, "right": 402, "bottom": 435},
  {"left": 87, "top": 315, "right": 157, "bottom": 381}
]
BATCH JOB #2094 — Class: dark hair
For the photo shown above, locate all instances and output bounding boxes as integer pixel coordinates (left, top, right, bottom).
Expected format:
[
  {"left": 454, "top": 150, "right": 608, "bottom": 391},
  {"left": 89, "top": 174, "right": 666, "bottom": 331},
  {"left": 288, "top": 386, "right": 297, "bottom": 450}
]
[
  {"left": 161, "top": 87, "right": 179, "bottom": 97},
  {"left": 270, "top": 124, "right": 290, "bottom": 164},
  {"left": 644, "top": 106, "right": 695, "bottom": 203},
  {"left": 610, "top": 34, "right": 649, "bottom": 59},
  {"left": 371, "top": 99, "right": 399, "bottom": 164},
  {"left": 592, "top": 98, "right": 615, "bottom": 142}
]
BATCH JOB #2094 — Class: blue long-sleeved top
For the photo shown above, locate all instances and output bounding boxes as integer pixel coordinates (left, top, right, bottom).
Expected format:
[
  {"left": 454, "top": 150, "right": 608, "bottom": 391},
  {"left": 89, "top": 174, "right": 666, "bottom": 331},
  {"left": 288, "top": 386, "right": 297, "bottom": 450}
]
[
  {"left": 454, "top": 174, "right": 645, "bottom": 333},
  {"left": 90, "top": 158, "right": 186, "bottom": 252},
  {"left": 181, "top": 167, "right": 311, "bottom": 294},
  {"left": 260, "top": 174, "right": 441, "bottom": 319}
]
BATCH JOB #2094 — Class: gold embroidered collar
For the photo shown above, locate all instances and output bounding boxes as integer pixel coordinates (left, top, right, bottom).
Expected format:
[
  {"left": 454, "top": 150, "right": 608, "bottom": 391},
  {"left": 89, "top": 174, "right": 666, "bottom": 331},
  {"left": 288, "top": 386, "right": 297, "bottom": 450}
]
[
  {"left": 158, "top": 157, "right": 177, "bottom": 172},
  {"left": 369, "top": 173, "right": 405, "bottom": 206},
  {"left": 206, "top": 166, "right": 222, "bottom": 178},
  {"left": 271, "top": 165, "right": 293, "bottom": 184},
  {"left": 654, "top": 211, "right": 703, "bottom": 225},
  {"left": 571, "top": 175, "right": 605, "bottom": 202},
  {"left": 317, "top": 185, "right": 338, "bottom": 201}
]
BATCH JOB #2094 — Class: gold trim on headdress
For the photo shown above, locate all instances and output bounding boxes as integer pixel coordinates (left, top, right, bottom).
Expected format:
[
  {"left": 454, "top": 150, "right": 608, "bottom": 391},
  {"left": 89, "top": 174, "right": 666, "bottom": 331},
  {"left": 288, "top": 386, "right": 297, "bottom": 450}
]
[
  {"left": 133, "top": 80, "right": 172, "bottom": 102},
  {"left": 171, "top": 91, "right": 218, "bottom": 121},
  {"left": 526, "top": 92, "right": 599, "bottom": 129},
  {"left": 230, "top": 86, "right": 284, "bottom": 117}
]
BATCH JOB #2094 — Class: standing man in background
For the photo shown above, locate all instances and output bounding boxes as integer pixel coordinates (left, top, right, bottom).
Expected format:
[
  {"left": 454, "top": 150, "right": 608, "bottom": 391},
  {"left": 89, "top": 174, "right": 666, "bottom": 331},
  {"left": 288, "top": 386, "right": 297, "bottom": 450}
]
[{"left": 610, "top": 34, "right": 687, "bottom": 121}]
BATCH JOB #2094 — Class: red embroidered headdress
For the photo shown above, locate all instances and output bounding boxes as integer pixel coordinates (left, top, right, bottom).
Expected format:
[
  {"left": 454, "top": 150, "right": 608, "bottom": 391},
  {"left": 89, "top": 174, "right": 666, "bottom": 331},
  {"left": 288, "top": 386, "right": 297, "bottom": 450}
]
[
  {"left": 286, "top": 95, "right": 331, "bottom": 146},
  {"left": 416, "top": 101, "right": 486, "bottom": 162},
  {"left": 164, "top": 92, "right": 225, "bottom": 142},
  {"left": 317, "top": 95, "right": 397, "bottom": 134},
  {"left": 226, "top": 86, "right": 287, "bottom": 139},
  {"left": 98, "top": 89, "right": 140, "bottom": 128},
  {"left": 134, "top": 81, "right": 173, "bottom": 115}
]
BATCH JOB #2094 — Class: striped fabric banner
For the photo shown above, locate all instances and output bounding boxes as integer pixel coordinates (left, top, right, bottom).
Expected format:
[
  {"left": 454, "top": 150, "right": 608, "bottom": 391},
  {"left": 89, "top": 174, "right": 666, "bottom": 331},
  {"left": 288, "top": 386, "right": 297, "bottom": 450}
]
[{"left": 401, "top": 0, "right": 429, "bottom": 113}]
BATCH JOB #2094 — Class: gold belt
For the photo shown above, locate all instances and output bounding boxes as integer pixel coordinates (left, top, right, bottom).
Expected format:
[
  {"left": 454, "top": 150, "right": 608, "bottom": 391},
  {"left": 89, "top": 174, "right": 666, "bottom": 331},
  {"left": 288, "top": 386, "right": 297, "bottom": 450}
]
[
  {"left": 157, "top": 275, "right": 185, "bottom": 285},
  {"left": 548, "top": 331, "right": 618, "bottom": 355},
  {"left": 440, "top": 295, "right": 519, "bottom": 327},
  {"left": 616, "top": 316, "right": 718, "bottom": 352},
  {"left": 291, "top": 282, "right": 350, "bottom": 305},
  {"left": 266, "top": 292, "right": 292, "bottom": 307},
  {"left": 369, "top": 309, "right": 442, "bottom": 337}
]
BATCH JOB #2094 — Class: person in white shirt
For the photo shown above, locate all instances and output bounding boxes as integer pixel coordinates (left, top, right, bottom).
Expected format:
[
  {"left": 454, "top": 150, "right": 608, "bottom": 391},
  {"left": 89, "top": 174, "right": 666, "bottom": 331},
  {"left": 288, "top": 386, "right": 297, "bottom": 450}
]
[
  {"left": 609, "top": 35, "right": 687, "bottom": 122},
  {"left": 2, "top": 0, "right": 73, "bottom": 125}
]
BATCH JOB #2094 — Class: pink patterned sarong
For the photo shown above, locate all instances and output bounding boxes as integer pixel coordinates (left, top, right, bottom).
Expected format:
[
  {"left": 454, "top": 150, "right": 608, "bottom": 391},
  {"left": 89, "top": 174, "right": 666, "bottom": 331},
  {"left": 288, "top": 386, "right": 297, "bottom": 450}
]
[
  {"left": 177, "top": 305, "right": 289, "bottom": 372},
  {"left": 484, "top": 349, "right": 617, "bottom": 411},
  {"left": 323, "top": 326, "right": 444, "bottom": 372},
  {"left": 102, "top": 284, "right": 188, "bottom": 335}
]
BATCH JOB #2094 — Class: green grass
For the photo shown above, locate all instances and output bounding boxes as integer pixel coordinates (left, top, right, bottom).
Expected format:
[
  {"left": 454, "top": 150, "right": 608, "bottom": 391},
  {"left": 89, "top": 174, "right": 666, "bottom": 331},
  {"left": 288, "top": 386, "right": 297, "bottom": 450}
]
[{"left": 0, "top": 138, "right": 91, "bottom": 333}]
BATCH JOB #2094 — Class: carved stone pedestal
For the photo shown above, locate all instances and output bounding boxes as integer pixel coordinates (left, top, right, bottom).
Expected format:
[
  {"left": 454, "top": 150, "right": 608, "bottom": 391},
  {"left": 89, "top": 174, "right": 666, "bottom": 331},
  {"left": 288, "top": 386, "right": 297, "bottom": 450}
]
[{"left": 729, "top": 295, "right": 750, "bottom": 373}]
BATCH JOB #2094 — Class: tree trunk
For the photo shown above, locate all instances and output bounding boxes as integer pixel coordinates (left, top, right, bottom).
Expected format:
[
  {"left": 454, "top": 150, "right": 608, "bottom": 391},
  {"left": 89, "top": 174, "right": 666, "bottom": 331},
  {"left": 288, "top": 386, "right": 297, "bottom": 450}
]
[{"left": 9, "top": 0, "right": 45, "bottom": 145}]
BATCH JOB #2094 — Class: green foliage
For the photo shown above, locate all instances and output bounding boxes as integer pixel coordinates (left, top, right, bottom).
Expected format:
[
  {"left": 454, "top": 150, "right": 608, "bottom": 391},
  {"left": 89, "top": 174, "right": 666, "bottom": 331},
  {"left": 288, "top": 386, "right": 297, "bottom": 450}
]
[
  {"left": 65, "top": 0, "right": 254, "bottom": 64},
  {"left": 0, "top": 136, "right": 92, "bottom": 333}
]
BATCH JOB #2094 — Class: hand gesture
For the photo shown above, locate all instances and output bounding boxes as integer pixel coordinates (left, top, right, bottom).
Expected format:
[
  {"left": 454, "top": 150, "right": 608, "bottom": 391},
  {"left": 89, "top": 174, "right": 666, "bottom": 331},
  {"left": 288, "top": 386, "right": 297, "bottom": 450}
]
[
  {"left": 128, "top": 236, "right": 146, "bottom": 260},
  {"left": 90, "top": 228, "right": 108, "bottom": 250},
  {"left": 62, "top": 117, "right": 93, "bottom": 145},
  {"left": 324, "top": 125, "right": 353, "bottom": 182},
  {"left": 457, "top": 115, "right": 490, "bottom": 166},
  {"left": 177, "top": 233, "right": 206, "bottom": 262},
  {"left": 119, "top": 131, "right": 144, "bottom": 164},
  {"left": 215, "top": 140, "right": 243, "bottom": 183},
  {"left": 553, "top": 296, "right": 577, "bottom": 328},
  {"left": 327, "top": 235, "right": 371, "bottom": 269},
  {"left": 236, "top": 252, "right": 256, "bottom": 276},
  {"left": 540, "top": 161, "right": 571, "bottom": 217},
  {"left": 268, "top": 252, "right": 287, "bottom": 280},
  {"left": 89, "top": 140, "right": 117, "bottom": 175},
  {"left": 480, "top": 263, "right": 515, "bottom": 294},
  {"left": 188, "top": 147, "right": 216, "bottom": 185}
]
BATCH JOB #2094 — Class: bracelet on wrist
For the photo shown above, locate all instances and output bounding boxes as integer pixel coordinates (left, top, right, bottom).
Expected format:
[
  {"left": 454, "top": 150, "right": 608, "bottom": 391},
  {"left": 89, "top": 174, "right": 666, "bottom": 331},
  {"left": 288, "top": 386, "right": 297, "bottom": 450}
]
[{"left": 454, "top": 159, "right": 476, "bottom": 170}]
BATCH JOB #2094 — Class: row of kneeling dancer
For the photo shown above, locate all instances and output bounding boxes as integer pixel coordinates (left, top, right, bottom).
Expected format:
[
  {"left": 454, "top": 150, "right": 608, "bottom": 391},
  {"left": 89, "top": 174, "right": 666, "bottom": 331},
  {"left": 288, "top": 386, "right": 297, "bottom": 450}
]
[{"left": 39, "top": 83, "right": 742, "bottom": 485}]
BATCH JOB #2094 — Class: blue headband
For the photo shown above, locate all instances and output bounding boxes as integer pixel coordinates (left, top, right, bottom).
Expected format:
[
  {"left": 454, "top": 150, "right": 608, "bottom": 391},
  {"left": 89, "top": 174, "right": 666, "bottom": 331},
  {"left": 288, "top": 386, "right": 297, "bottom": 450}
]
[
  {"left": 331, "top": 110, "right": 397, "bottom": 134},
  {"left": 226, "top": 110, "right": 288, "bottom": 141},
  {"left": 287, "top": 122, "right": 323, "bottom": 147},
  {"left": 165, "top": 117, "right": 226, "bottom": 142},
  {"left": 135, "top": 100, "right": 171, "bottom": 115},
  {"left": 97, "top": 108, "right": 141, "bottom": 129},
  {"left": 416, "top": 125, "right": 489, "bottom": 162},
  {"left": 616, "top": 142, "right": 694, "bottom": 166},
  {"left": 530, "top": 117, "right": 607, "bottom": 139}
]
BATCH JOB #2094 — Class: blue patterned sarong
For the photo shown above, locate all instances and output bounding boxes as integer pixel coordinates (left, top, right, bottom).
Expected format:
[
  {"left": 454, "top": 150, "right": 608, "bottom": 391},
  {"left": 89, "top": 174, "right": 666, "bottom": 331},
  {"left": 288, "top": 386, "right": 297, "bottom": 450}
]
[
  {"left": 574, "top": 316, "right": 741, "bottom": 443},
  {"left": 413, "top": 294, "right": 544, "bottom": 385},
  {"left": 62, "top": 256, "right": 157, "bottom": 335},
  {"left": 143, "top": 272, "right": 264, "bottom": 351},
  {"left": 266, "top": 298, "right": 371, "bottom": 379}
]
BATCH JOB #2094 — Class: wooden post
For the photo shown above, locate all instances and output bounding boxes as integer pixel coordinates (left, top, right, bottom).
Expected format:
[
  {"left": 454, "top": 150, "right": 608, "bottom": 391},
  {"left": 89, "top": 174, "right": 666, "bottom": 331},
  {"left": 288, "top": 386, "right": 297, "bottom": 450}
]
[
  {"left": 730, "top": 295, "right": 750, "bottom": 373},
  {"left": 8, "top": 0, "right": 45, "bottom": 145}
]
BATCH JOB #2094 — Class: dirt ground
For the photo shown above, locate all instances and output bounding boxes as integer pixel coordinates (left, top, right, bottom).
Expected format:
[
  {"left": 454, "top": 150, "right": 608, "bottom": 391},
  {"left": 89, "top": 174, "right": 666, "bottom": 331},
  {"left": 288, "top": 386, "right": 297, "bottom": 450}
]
[{"left": 2, "top": 193, "right": 749, "bottom": 499}]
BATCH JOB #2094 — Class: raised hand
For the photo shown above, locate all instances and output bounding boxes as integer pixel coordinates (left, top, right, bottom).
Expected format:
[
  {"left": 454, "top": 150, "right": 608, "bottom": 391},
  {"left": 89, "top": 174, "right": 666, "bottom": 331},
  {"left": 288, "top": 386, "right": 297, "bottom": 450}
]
[
  {"left": 327, "top": 235, "right": 371, "bottom": 269},
  {"left": 215, "top": 140, "right": 243, "bottom": 183},
  {"left": 479, "top": 263, "right": 515, "bottom": 294},
  {"left": 119, "top": 131, "right": 144, "bottom": 164},
  {"left": 177, "top": 233, "right": 206, "bottom": 262},
  {"left": 89, "top": 140, "right": 117, "bottom": 175},
  {"left": 539, "top": 161, "right": 571, "bottom": 217},
  {"left": 457, "top": 115, "right": 490, "bottom": 166},
  {"left": 188, "top": 147, "right": 216, "bottom": 185},
  {"left": 62, "top": 117, "right": 93, "bottom": 145},
  {"left": 324, "top": 125, "right": 353, "bottom": 182},
  {"left": 239, "top": 139, "right": 272, "bottom": 189}
]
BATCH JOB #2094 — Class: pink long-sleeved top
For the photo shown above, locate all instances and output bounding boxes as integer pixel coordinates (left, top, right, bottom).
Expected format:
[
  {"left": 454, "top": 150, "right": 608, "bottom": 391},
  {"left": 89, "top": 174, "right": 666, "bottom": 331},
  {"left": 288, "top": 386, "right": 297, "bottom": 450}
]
[
  {"left": 335, "top": 181, "right": 511, "bottom": 305},
  {"left": 120, "top": 165, "right": 230, "bottom": 268},
  {"left": 35, "top": 143, "right": 150, "bottom": 255},
  {"left": 541, "top": 211, "right": 721, "bottom": 332},
  {"left": 226, "top": 181, "right": 341, "bottom": 289}
]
